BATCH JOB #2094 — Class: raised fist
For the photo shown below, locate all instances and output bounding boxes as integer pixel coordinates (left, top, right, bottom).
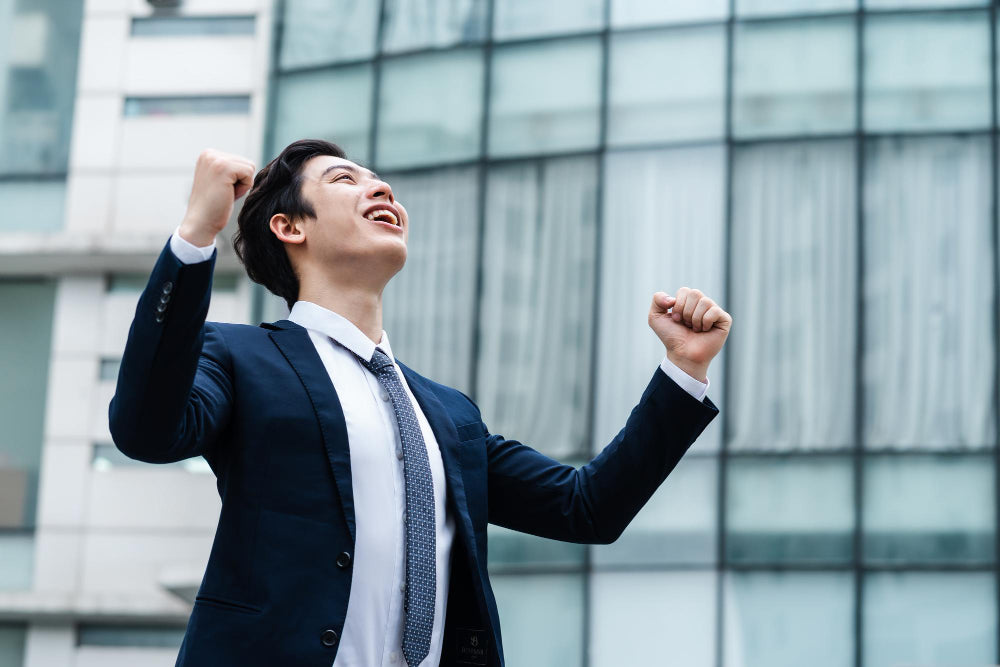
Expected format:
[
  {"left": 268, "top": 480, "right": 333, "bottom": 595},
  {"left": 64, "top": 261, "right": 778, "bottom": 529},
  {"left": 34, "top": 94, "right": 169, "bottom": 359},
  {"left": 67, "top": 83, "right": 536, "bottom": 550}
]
[{"left": 178, "top": 149, "right": 257, "bottom": 247}]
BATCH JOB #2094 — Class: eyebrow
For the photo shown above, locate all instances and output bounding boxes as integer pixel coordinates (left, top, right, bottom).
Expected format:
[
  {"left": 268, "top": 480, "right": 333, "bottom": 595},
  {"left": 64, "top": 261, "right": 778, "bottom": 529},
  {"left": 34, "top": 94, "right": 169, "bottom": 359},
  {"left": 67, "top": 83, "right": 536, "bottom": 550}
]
[{"left": 319, "top": 163, "right": 380, "bottom": 182}]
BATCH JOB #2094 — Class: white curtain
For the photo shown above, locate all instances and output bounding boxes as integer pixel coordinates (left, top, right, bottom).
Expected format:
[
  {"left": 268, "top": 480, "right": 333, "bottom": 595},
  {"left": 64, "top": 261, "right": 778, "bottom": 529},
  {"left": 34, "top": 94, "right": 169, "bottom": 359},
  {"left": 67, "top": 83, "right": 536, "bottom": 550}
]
[
  {"left": 594, "top": 146, "right": 727, "bottom": 454},
  {"left": 862, "top": 136, "right": 995, "bottom": 449},
  {"left": 729, "top": 140, "right": 857, "bottom": 451},
  {"left": 476, "top": 157, "right": 598, "bottom": 459},
  {"left": 382, "top": 167, "right": 479, "bottom": 394}
]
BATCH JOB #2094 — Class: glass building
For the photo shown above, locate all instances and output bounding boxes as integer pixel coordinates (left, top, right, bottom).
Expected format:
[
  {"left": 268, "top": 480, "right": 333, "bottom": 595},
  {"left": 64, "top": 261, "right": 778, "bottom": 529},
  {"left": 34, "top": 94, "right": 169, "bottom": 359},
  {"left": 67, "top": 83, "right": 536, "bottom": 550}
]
[{"left": 267, "top": 0, "right": 999, "bottom": 665}]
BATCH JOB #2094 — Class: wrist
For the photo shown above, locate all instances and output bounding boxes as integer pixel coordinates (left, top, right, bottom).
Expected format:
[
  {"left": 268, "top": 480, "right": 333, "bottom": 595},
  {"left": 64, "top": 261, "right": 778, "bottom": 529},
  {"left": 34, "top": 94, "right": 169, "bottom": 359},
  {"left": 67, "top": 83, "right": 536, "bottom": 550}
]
[
  {"left": 178, "top": 218, "right": 217, "bottom": 248},
  {"left": 666, "top": 352, "right": 709, "bottom": 384}
]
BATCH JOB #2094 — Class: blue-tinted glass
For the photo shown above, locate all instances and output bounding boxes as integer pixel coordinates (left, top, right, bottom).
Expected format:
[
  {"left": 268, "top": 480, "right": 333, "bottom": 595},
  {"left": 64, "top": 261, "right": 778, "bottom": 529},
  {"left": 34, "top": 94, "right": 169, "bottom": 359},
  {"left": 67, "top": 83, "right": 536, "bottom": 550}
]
[
  {"left": 608, "top": 26, "right": 726, "bottom": 146},
  {"left": 491, "top": 574, "right": 584, "bottom": 667},
  {"left": 383, "top": 0, "right": 487, "bottom": 53},
  {"left": 0, "top": 536, "right": 33, "bottom": 591},
  {"left": 737, "top": 0, "right": 856, "bottom": 15},
  {"left": 862, "top": 136, "right": 995, "bottom": 449},
  {"left": 477, "top": 157, "right": 598, "bottom": 459},
  {"left": 0, "top": 624, "right": 25, "bottom": 667},
  {"left": 864, "top": 454, "right": 995, "bottom": 564},
  {"left": 131, "top": 16, "right": 255, "bottom": 36},
  {"left": 866, "top": 0, "right": 985, "bottom": 7},
  {"left": 729, "top": 141, "right": 856, "bottom": 451},
  {"left": 611, "top": 0, "right": 727, "bottom": 26},
  {"left": 0, "top": 0, "right": 83, "bottom": 176},
  {"left": 865, "top": 572, "right": 996, "bottom": 667},
  {"left": 382, "top": 167, "right": 479, "bottom": 394},
  {"left": 493, "top": 0, "right": 603, "bottom": 40},
  {"left": 727, "top": 456, "right": 853, "bottom": 564},
  {"left": 0, "top": 180, "right": 65, "bottom": 232},
  {"left": 272, "top": 65, "right": 373, "bottom": 163},
  {"left": 864, "top": 12, "right": 990, "bottom": 131},
  {"left": 99, "top": 358, "right": 120, "bottom": 381},
  {"left": 377, "top": 50, "right": 483, "bottom": 169},
  {"left": 591, "top": 572, "right": 716, "bottom": 667},
  {"left": 489, "top": 38, "right": 601, "bottom": 157},
  {"left": 279, "top": 0, "right": 377, "bottom": 68},
  {"left": 78, "top": 625, "right": 185, "bottom": 647},
  {"left": 724, "top": 573, "right": 853, "bottom": 667},
  {"left": 123, "top": 96, "right": 250, "bottom": 117},
  {"left": 487, "top": 524, "right": 586, "bottom": 570},
  {"left": 733, "top": 18, "right": 856, "bottom": 138}
]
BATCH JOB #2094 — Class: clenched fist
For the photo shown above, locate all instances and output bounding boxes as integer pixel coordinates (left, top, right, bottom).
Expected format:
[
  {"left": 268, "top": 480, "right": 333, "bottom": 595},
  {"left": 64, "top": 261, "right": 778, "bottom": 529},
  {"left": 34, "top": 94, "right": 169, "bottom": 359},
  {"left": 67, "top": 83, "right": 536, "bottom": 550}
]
[
  {"left": 648, "top": 288, "right": 731, "bottom": 383},
  {"left": 178, "top": 149, "right": 257, "bottom": 247}
]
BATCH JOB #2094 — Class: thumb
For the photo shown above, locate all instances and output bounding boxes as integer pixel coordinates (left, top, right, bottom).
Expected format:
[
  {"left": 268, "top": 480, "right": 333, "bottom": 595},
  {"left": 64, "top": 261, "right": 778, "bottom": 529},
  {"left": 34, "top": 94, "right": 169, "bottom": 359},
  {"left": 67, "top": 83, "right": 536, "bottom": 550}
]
[{"left": 651, "top": 291, "right": 675, "bottom": 315}]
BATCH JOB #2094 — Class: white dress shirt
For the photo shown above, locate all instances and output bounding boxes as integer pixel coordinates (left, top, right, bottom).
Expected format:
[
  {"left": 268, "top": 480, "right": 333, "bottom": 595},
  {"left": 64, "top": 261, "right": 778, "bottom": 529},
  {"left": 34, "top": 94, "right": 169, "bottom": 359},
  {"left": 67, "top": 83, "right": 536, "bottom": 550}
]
[{"left": 168, "top": 228, "right": 709, "bottom": 665}]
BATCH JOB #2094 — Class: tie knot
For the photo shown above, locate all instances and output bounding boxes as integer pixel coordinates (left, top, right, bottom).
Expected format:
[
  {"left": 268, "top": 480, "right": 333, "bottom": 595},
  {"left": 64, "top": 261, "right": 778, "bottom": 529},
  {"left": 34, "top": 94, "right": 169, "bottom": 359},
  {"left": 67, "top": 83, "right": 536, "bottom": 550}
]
[{"left": 363, "top": 347, "right": 394, "bottom": 373}]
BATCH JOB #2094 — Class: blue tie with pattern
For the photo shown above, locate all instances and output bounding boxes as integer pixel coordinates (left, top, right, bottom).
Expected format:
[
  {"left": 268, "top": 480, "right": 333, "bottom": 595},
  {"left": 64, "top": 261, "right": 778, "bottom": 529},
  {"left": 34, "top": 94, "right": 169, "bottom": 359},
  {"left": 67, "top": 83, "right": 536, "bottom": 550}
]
[{"left": 356, "top": 347, "right": 436, "bottom": 666}]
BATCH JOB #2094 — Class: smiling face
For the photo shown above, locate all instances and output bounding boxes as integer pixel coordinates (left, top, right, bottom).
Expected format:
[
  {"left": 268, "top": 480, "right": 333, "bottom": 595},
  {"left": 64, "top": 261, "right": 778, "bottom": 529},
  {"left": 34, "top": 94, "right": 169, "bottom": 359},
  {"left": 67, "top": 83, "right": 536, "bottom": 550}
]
[{"left": 272, "top": 154, "right": 410, "bottom": 288}]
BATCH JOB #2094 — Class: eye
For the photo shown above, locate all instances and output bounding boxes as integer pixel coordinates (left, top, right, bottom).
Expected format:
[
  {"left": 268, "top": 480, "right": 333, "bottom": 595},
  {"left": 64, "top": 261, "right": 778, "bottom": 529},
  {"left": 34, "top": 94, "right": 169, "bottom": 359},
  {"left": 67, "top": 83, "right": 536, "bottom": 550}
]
[{"left": 334, "top": 173, "right": 353, "bottom": 182}]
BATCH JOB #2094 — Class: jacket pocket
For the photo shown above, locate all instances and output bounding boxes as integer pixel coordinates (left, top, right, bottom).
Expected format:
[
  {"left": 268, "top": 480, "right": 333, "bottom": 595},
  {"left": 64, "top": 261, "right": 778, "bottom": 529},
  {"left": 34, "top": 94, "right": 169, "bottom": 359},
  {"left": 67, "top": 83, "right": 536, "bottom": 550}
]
[{"left": 194, "top": 595, "right": 263, "bottom": 615}]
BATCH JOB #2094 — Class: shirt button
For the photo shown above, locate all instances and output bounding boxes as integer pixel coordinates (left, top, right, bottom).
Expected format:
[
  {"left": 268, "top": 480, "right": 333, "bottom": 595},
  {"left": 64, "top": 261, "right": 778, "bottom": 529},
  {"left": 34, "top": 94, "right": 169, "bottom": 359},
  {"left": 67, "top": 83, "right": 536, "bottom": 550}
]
[
  {"left": 399, "top": 583, "right": 405, "bottom": 593},
  {"left": 381, "top": 391, "right": 390, "bottom": 401},
  {"left": 395, "top": 449, "right": 403, "bottom": 461},
  {"left": 389, "top": 651, "right": 398, "bottom": 663}
]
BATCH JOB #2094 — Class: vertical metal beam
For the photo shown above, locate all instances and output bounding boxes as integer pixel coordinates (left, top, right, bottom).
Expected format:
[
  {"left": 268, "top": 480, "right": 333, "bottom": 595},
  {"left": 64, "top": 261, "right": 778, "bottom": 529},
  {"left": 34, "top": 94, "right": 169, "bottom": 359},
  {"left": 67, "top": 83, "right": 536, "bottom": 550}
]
[
  {"left": 368, "top": 0, "right": 388, "bottom": 167},
  {"left": 989, "top": 1, "right": 1000, "bottom": 662}
]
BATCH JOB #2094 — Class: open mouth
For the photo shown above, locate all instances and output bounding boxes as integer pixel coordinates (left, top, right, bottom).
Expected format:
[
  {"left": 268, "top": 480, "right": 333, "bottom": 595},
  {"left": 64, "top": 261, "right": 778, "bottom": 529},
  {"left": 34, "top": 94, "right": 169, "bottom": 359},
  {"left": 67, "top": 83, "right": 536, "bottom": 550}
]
[{"left": 365, "top": 208, "right": 399, "bottom": 227}]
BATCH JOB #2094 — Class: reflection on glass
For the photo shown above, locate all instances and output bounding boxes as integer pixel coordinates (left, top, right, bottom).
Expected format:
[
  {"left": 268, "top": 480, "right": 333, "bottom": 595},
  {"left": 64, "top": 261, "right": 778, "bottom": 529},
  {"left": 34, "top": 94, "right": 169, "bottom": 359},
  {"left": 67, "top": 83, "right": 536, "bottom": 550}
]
[
  {"left": 382, "top": 167, "right": 479, "bottom": 394},
  {"left": 724, "top": 572, "right": 853, "bottom": 667},
  {"left": 610, "top": 0, "right": 727, "bottom": 27},
  {"left": 862, "top": 136, "right": 995, "bottom": 449},
  {"left": 591, "top": 572, "right": 716, "bottom": 667},
  {"left": 272, "top": 66, "right": 373, "bottom": 163},
  {"left": 487, "top": 524, "right": 586, "bottom": 570},
  {"left": 737, "top": 0, "right": 856, "bottom": 15},
  {"left": 279, "top": 0, "right": 378, "bottom": 68},
  {"left": 865, "top": 572, "right": 996, "bottom": 667},
  {"left": 864, "top": 12, "right": 990, "bottom": 131},
  {"left": 489, "top": 38, "right": 601, "bottom": 157},
  {"left": 733, "top": 18, "right": 855, "bottom": 138},
  {"left": 607, "top": 26, "right": 726, "bottom": 145},
  {"left": 493, "top": 0, "right": 603, "bottom": 41},
  {"left": 864, "top": 454, "right": 995, "bottom": 564},
  {"left": 377, "top": 50, "right": 484, "bottom": 169},
  {"left": 477, "top": 157, "right": 598, "bottom": 459},
  {"left": 729, "top": 141, "right": 856, "bottom": 451},
  {"left": 726, "top": 456, "right": 853, "bottom": 563},
  {"left": 382, "top": 0, "right": 487, "bottom": 53},
  {"left": 491, "top": 574, "right": 584, "bottom": 667},
  {"left": 596, "top": 146, "right": 726, "bottom": 455},
  {"left": 592, "top": 456, "right": 718, "bottom": 566}
]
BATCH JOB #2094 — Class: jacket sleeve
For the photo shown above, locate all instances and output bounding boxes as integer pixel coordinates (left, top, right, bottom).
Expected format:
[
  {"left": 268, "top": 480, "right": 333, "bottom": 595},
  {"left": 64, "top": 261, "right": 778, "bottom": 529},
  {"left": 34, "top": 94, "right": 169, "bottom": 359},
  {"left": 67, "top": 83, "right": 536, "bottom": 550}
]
[
  {"left": 108, "top": 239, "right": 234, "bottom": 467},
  {"left": 484, "top": 366, "right": 718, "bottom": 544}
]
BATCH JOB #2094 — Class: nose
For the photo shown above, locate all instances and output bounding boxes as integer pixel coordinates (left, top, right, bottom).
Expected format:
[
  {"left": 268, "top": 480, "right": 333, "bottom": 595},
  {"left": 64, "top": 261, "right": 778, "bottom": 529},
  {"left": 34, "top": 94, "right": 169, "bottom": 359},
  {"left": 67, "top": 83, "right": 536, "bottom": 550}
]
[{"left": 366, "top": 179, "right": 394, "bottom": 204}]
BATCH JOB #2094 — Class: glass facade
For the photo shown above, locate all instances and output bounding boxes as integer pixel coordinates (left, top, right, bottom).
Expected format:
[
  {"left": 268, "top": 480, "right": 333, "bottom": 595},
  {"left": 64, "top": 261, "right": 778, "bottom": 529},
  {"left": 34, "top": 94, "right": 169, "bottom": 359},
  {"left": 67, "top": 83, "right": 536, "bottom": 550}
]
[{"left": 270, "top": 1, "right": 1000, "bottom": 664}]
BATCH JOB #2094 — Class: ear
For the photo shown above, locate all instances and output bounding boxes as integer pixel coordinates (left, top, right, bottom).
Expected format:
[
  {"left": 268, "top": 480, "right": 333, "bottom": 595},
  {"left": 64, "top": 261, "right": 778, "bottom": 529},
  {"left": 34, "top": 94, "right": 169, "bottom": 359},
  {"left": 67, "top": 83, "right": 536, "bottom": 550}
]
[{"left": 269, "top": 213, "right": 305, "bottom": 245}]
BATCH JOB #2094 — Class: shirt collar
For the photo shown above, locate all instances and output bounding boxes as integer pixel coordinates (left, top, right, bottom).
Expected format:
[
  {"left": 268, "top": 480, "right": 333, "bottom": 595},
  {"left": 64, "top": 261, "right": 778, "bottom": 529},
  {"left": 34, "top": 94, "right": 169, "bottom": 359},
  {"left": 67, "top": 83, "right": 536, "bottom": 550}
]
[{"left": 287, "top": 300, "right": 395, "bottom": 365}]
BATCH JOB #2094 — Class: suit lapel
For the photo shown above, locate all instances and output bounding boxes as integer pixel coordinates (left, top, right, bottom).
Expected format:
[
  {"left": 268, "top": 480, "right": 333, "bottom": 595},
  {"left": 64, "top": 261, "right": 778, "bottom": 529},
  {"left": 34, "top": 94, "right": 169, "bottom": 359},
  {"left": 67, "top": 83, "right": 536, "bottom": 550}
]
[{"left": 266, "top": 320, "right": 356, "bottom": 542}]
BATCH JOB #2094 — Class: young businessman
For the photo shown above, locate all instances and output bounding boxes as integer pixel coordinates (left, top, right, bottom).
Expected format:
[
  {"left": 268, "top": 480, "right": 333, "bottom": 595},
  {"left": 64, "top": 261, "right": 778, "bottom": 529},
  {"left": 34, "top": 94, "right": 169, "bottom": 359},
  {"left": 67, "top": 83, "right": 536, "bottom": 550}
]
[{"left": 109, "top": 139, "right": 731, "bottom": 667}]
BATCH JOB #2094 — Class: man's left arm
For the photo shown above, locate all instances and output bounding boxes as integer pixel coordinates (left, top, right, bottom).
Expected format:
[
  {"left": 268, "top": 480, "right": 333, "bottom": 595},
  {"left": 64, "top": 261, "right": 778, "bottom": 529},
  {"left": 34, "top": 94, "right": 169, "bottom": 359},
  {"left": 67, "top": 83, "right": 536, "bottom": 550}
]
[{"left": 486, "top": 288, "right": 731, "bottom": 544}]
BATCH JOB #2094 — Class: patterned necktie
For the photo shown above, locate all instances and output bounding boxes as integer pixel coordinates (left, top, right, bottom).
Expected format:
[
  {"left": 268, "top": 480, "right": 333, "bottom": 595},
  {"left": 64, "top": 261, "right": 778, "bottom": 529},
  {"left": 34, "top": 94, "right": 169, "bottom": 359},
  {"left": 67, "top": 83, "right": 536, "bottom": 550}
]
[{"left": 356, "top": 347, "right": 436, "bottom": 667}]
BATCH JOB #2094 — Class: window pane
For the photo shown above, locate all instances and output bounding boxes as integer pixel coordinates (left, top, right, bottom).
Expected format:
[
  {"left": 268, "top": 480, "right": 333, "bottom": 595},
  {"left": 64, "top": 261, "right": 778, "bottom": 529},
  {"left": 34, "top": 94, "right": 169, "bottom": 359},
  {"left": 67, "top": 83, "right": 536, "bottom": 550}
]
[
  {"left": 78, "top": 625, "right": 185, "bottom": 648},
  {"left": 0, "top": 625, "right": 25, "bottom": 667},
  {"left": 131, "top": 16, "right": 255, "bottom": 36},
  {"left": 489, "top": 38, "right": 601, "bottom": 157},
  {"left": 862, "top": 136, "right": 994, "bottom": 450},
  {"left": 493, "top": 0, "right": 603, "bottom": 41},
  {"left": 272, "top": 66, "right": 373, "bottom": 167},
  {"left": 592, "top": 456, "right": 718, "bottom": 566},
  {"left": 477, "top": 157, "right": 598, "bottom": 459},
  {"left": 864, "top": 12, "right": 990, "bottom": 131},
  {"left": 737, "top": 0, "right": 856, "bottom": 16},
  {"left": 278, "top": 0, "right": 377, "bottom": 68},
  {"left": 382, "top": 0, "right": 487, "bottom": 53},
  {"left": 0, "top": 535, "right": 33, "bottom": 591},
  {"left": 596, "top": 146, "right": 726, "bottom": 455},
  {"left": 864, "top": 454, "right": 994, "bottom": 564},
  {"left": 866, "top": 0, "right": 985, "bottom": 7},
  {"left": 487, "top": 524, "right": 586, "bottom": 570},
  {"left": 733, "top": 18, "right": 855, "bottom": 138},
  {"left": 608, "top": 26, "right": 726, "bottom": 146},
  {"left": 611, "top": 0, "right": 727, "bottom": 27},
  {"left": 382, "top": 167, "right": 479, "bottom": 394},
  {"left": 0, "top": 281, "right": 56, "bottom": 532},
  {"left": 377, "top": 50, "right": 484, "bottom": 169},
  {"left": 865, "top": 572, "right": 996, "bottom": 667},
  {"left": 726, "top": 456, "right": 853, "bottom": 564},
  {"left": 0, "top": 0, "right": 84, "bottom": 175},
  {"left": 491, "top": 574, "right": 583, "bottom": 667},
  {"left": 591, "top": 572, "right": 716, "bottom": 667},
  {"left": 123, "top": 96, "right": 250, "bottom": 117},
  {"left": 0, "top": 180, "right": 65, "bottom": 232},
  {"left": 729, "top": 141, "right": 856, "bottom": 451},
  {"left": 723, "top": 573, "right": 853, "bottom": 667}
]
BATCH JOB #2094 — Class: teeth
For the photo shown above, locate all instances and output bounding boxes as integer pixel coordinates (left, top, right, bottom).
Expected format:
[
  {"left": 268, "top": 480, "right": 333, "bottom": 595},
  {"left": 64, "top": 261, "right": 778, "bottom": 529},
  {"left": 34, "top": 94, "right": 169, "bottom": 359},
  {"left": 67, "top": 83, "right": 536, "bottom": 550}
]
[{"left": 366, "top": 209, "right": 398, "bottom": 226}]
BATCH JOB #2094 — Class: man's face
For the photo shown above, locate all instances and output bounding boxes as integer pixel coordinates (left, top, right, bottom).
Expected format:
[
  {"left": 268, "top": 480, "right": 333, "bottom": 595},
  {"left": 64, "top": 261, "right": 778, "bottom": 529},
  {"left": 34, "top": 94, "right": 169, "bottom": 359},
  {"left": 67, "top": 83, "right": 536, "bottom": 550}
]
[{"left": 293, "top": 154, "right": 409, "bottom": 276}]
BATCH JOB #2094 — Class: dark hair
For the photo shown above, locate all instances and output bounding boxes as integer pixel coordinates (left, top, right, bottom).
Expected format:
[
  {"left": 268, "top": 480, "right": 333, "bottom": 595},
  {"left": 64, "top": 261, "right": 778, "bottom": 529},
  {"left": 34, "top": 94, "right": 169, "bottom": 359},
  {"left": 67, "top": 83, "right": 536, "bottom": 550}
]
[{"left": 233, "top": 139, "right": 346, "bottom": 311}]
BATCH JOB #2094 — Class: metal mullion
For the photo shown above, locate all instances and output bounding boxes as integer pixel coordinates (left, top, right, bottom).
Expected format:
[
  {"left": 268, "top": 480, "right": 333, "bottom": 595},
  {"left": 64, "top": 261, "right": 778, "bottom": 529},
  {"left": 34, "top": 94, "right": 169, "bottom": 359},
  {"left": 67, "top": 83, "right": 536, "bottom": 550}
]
[
  {"left": 990, "top": 0, "right": 1000, "bottom": 661},
  {"left": 367, "top": 0, "right": 388, "bottom": 167},
  {"left": 853, "top": 6, "right": 866, "bottom": 667}
]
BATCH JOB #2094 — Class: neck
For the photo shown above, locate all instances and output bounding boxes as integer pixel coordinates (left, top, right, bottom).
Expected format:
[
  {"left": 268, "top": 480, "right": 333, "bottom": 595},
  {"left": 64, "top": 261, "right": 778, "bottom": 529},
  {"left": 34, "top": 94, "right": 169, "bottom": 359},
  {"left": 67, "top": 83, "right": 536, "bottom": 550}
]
[{"left": 296, "top": 278, "right": 385, "bottom": 345}]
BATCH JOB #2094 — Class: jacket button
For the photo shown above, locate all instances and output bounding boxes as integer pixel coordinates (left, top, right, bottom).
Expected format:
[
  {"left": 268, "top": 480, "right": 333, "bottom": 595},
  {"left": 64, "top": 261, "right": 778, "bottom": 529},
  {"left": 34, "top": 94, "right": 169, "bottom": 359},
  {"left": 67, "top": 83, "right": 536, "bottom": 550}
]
[
  {"left": 154, "top": 313, "right": 165, "bottom": 323},
  {"left": 336, "top": 552, "right": 352, "bottom": 569},
  {"left": 320, "top": 629, "right": 339, "bottom": 647},
  {"left": 156, "top": 302, "right": 168, "bottom": 314},
  {"left": 162, "top": 281, "right": 173, "bottom": 294}
]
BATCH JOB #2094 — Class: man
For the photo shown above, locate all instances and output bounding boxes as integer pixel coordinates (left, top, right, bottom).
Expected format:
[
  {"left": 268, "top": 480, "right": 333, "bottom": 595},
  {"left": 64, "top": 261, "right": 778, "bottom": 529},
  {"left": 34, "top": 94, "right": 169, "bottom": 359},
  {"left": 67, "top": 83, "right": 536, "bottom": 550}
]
[{"left": 109, "top": 139, "right": 731, "bottom": 667}]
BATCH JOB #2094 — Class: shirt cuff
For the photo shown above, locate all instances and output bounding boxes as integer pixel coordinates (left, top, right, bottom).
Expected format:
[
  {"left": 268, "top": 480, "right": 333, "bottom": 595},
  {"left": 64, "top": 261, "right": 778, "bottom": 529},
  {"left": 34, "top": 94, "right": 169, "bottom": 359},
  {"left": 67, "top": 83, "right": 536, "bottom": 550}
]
[
  {"left": 659, "top": 355, "right": 710, "bottom": 403},
  {"left": 170, "top": 226, "right": 216, "bottom": 264}
]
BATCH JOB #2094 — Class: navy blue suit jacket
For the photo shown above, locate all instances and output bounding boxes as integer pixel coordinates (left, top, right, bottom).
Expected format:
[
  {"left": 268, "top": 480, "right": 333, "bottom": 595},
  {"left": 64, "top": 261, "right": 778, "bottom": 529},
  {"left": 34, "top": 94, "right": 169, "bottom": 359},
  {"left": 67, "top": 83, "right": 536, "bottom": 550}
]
[{"left": 109, "top": 240, "right": 719, "bottom": 666}]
